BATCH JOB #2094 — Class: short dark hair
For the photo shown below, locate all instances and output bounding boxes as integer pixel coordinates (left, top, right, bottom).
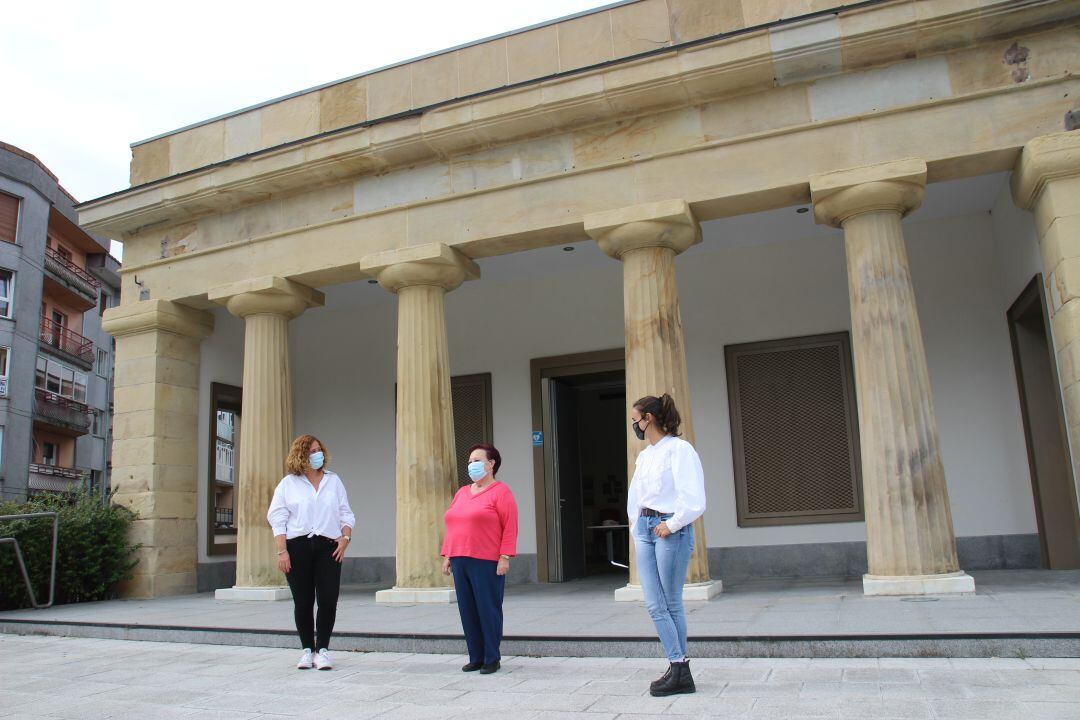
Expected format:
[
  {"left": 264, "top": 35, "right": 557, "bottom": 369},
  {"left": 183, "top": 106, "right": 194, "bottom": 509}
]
[{"left": 468, "top": 443, "right": 502, "bottom": 476}]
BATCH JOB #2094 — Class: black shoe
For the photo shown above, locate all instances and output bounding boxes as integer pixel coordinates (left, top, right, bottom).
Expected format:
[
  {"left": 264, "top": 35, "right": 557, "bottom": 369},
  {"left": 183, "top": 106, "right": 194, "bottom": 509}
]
[
  {"left": 649, "top": 663, "right": 674, "bottom": 691},
  {"left": 479, "top": 661, "right": 500, "bottom": 674},
  {"left": 650, "top": 660, "right": 694, "bottom": 696},
  {"left": 461, "top": 662, "right": 483, "bottom": 672}
]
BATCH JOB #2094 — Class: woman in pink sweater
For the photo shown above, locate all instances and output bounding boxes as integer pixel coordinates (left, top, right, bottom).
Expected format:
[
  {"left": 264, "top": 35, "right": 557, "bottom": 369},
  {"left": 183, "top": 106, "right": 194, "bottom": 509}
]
[{"left": 441, "top": 443, "right": 518, "bottom": 675}]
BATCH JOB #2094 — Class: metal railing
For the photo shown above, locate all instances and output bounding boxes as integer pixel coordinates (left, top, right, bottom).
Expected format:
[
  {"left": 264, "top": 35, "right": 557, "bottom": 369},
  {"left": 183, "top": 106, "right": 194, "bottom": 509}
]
[
  {"left": 215, "top": 507, "right": 234, "bottom": 527},
  {"left": 39, "top": 317, "right": 94, "bottom": 367},
  {"left": 44, "top": 246, "right": 101, "bottom": 300},
  {"left": 32, "top": 389, "right": 91, "bottom": 434},
  {"left": 0, "top": 512, "right": 59, "bottom": 608}
]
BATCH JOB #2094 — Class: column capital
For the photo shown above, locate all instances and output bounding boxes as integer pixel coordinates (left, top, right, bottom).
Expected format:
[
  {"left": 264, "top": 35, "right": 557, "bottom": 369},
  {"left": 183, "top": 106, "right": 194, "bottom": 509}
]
[
  {"left": 584, "top": 200, "right": 701, "bottom": 260},
  {"left": 208, "top": 276, "right": 324, "bottom": 319},
  {"left": 810, "top": 158, "right": 926, "bottom": 228},
  {"left": 366, "top": 243, "right": 480, "bottom": 294},
  {"left": 103, "top": 299, "right": 214, "bottom": 339},
  {"left": 1012, "top": 131, "right": 1080, "bottom": 211}
]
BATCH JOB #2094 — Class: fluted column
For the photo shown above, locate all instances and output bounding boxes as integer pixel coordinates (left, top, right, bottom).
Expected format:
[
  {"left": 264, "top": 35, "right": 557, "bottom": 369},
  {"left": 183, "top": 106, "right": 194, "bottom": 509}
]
[
  {"left": 372, "top": 245, "right": 479, "bottom": 603},
  {"left": 811, "top": 159, "right": 973, "bottom": 596},
  {"left": 585, "top": 200, "right": 721, "bottom": 602},
  {"left": 1012, "top": 131, "right": 1080, "bottom": 569},
  {"left": 209, "top": 277, "right": 324, "bottom": 600},
  {"left": 104, "top": 300, "right": 214, "bottom": 598}
]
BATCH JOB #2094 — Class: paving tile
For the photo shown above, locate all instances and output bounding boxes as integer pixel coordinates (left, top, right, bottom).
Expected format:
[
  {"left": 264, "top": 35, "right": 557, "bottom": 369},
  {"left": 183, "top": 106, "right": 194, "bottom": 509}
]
[{"left": 930, "top": 699, "right": 1025, "bottom": 719}]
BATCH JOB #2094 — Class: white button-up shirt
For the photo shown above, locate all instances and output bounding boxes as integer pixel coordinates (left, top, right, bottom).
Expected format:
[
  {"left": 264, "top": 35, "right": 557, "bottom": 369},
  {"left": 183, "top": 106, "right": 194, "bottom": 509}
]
[
  {"left": 626, "top": 434, "right": 706, "bottom": 533},
  {"left": 267, "top": 471, "right": 356, "bottom": 539}
]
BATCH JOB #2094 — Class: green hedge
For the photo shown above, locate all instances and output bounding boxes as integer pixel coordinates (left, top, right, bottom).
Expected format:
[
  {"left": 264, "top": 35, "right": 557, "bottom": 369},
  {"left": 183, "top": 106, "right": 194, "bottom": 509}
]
[{"left": 0, "top": 492, "right": 139, "bottom": 610}]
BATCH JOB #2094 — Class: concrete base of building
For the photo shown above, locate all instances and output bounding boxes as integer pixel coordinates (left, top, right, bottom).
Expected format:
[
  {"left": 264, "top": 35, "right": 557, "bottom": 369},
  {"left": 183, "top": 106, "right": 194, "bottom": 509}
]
[
  {"left": 863, "top": 571, "right": 976, "bottom": 596},
  {"left": 375, "top": 586, "right": 457, "bottom": 604},
  {"left": 613, "top": 579, "right": 723, "bottom": 602},
  {"left": 214, "top": 586, "right": 292, "bottom": 601}
]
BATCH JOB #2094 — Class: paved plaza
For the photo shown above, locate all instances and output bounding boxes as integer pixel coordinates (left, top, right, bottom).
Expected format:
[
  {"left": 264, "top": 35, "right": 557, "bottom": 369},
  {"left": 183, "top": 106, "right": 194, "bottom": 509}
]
[{"left": 1, "top": 635, "right": 1079, "bottom": 720}]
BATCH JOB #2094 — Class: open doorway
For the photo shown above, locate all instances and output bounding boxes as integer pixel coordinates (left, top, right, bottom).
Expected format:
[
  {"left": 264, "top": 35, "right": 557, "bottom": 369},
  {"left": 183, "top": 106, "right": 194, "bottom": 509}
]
[
  {"left": 1007, "top": 275, "right": 1080, "bottom": 569},
  {"left": 531, "top": 350, "right": 628, "bottom": 582}
]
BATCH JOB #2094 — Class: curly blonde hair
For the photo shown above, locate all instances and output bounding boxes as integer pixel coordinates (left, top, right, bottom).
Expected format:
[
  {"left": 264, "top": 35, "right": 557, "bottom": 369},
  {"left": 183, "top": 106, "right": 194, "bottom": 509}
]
[{"left": 285, "top": 434, "right": 330, "bottom": 475}]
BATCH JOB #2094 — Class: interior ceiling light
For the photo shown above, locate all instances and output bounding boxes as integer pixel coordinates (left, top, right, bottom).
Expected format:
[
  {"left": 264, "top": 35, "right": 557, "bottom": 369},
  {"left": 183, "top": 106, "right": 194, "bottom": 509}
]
[
  {"left": 367, "top": 279, "right": 378, "bottom": 284},
  {"left": 563, "top": 246, "right": 575, "bottom": 251},
  {"left": 796, "top": 207, "right": 810, "bottom": 214}
]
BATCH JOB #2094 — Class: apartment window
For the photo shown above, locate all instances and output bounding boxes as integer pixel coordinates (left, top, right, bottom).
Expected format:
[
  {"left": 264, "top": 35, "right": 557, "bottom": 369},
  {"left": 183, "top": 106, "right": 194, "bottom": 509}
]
[
  {"left": 56, "top": 245, "right": 72, "bottom": 263},
  {"left": 0, "top": 346, "right": 8, "bottom": 397},
  {"left": 36, "top": 355, "right": 88, "bottom": 403},
  {"left": 0, "top": 192, "right": 18, "bottom": 244},
  {"left": 96, "top": 348, "right": 109, "bottom": 377},
  {"left": 42, "top": 442, "right": 58, "bottom": 466},
  {"left": 91, "top": 409, "right": 102, "bottom": 436},
  {"left": 0, "top": 269, "right": 13, "bottom": 318}
]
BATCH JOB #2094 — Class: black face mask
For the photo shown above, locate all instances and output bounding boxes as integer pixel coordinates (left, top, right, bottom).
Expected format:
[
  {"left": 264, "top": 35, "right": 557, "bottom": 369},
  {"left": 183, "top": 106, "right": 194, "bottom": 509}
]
[{"left": 632, "top": 420, "right": 646, "bottom": 441}]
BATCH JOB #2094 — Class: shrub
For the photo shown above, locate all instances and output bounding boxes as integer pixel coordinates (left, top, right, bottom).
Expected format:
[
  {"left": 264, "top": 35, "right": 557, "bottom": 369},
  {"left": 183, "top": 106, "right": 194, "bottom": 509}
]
[{"left": 0, "top": 491, "right": 139, "bottom": 610}]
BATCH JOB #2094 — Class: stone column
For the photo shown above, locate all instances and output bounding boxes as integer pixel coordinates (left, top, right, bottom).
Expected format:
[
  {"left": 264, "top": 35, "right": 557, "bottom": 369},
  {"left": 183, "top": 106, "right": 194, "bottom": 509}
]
[
  {"left": 372, "top": 245, "right": 479, "bottom": 603},
  {"left": 811, "top": 158, "right": 973, "bottom": 596},
  {"left": 103, "top": 300, "right": 214, "bottom": 598},
  {"left": 1012, "top": 131, "right": 1080, "bottom": 557},
  {"left": 585, "top": 200, "right": 721, "bottom": 602},
  {"left": 209, "top": 277, "right": 324, "bottom": 600}
]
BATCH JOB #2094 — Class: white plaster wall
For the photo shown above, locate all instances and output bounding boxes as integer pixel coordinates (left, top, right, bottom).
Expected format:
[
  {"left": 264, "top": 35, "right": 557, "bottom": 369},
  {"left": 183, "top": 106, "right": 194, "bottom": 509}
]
[
  {"left": 196, "top": 308, "right": 244, "bottom": 563},
  {"left": 200, "top": 205, "right": 1043, "bottom": 561}
]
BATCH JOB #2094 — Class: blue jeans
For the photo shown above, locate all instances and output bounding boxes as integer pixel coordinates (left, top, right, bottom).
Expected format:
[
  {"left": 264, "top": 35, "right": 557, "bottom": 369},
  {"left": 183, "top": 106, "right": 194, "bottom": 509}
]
[
  {"left": 634, "top": 514, "right": 695, "bottom": 662},
  {"left": 450, "top": 556, "right": 505, "bottom": 665}
]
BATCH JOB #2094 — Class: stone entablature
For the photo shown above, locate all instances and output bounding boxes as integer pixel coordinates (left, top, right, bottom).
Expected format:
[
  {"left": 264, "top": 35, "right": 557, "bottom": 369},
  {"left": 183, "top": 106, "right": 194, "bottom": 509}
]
[{"left": 112, "top": 1, "right": 1076, "bottom": 193}]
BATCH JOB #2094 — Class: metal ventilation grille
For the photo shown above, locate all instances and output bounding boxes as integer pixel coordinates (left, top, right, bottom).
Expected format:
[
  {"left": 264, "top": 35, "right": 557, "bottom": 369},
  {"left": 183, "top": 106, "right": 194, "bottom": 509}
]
[
  {"left": 452, "top": 374, "right": 494, "bottom": 488},
  {"left": 726, "top": 333, "right": 863, "bottom": 526}
]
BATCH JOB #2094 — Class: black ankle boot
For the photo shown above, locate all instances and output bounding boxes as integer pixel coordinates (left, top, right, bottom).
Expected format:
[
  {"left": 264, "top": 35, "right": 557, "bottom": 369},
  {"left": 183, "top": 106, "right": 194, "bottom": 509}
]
[
  {"left": 650, "top": 660, "right": 695, "bottom": 696},
  {"left": 649, "top": 663, "right": 673, "bottom": 691}
]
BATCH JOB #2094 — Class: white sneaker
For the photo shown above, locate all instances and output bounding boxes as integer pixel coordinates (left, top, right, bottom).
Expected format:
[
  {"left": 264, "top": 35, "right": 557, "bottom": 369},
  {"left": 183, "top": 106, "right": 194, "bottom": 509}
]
[
  {"left": 314, "top": 649, "right": 332, "bottom": 670},
  {"left": 297, "top": 649, "right": 314, "bottom": 669}
]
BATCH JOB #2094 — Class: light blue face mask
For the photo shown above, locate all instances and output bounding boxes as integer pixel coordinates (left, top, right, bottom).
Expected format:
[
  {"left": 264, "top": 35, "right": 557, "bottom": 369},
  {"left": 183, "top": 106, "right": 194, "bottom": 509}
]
[
  {"left": 309, "top": 451, "right": 325, "bottom": 470},
  {"left": 467, "top": 461, "right": 488, "bottom": 482}
]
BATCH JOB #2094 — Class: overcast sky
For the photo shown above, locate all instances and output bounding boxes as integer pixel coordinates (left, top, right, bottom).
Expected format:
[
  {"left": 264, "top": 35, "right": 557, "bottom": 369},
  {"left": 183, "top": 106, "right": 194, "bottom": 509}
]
[{"left": 1, "top": 0, "right": 613, "bottom": 207}]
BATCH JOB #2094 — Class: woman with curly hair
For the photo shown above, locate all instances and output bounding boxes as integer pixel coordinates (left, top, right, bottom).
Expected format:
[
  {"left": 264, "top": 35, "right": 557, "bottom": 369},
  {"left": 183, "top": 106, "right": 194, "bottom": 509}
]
[{"left": 267, "top": 434, "right": 355, "bottom": 670}]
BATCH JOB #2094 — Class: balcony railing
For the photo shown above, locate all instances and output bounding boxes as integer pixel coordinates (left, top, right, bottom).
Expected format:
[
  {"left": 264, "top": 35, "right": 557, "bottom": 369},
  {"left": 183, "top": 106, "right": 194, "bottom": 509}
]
[
  {"left": 33, "top": 388, "right": 91, "bottom": 434},
  {"left": 39, "top": 317, "right": 94, "bottom": 368},
  {"left": 44, "top": 246, "right": 100, "bottom": 302},
  {"left": 215, "top": 507, "right": 234, "bottom": 527},
  {"left": 28, "top": 463, "right": 90, "bottom": 494}
]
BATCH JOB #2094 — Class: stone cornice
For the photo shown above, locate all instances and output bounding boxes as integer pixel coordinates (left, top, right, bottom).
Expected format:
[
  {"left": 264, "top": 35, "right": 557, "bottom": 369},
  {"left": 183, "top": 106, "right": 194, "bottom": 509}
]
[
  {"left": 78, "top": 0, "right": 1072, "bottom": 238},
  {"left": 102, "top": 299, "right": 215, "bottom": 339}
]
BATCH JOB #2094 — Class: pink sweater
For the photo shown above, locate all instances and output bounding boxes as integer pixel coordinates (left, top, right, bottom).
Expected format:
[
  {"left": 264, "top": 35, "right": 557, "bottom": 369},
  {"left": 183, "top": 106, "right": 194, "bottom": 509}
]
[{"left": 441, "top": 481, "right": 518, "bottom": 561}]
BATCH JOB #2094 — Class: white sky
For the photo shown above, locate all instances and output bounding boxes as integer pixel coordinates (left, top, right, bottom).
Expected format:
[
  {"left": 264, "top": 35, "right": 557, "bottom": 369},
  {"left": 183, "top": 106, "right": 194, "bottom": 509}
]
[{"left": 0, "top": 0, "right": 614, "bottom": 209}]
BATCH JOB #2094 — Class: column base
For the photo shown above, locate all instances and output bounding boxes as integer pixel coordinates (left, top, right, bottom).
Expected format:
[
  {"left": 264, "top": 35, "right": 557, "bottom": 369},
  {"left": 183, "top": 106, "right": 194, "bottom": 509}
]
[
  {"left": 375, "top": 586, "right": 457, "bottom": 604},
  {"left": 214, "top": 586, "right": 292, "bottom": 601},
  {"left": 863, "top": 571, "right": 976, "bottom": 596},
  {"left": 614, "top": 580, "right": 722, "bottom": 602}
]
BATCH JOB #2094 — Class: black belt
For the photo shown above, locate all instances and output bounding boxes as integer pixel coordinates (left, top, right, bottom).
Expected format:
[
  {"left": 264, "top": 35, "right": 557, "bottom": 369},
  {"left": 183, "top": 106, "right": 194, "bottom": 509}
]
[{"left": 640, "top": 508, "right": 670, "bottom": 518}]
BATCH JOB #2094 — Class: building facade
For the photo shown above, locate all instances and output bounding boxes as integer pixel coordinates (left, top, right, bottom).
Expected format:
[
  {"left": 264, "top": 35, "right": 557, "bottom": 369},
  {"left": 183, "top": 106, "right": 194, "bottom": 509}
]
[
  {"left": 0, "top": 142, "right": 120, "bottom": 502},
  {"left": 81, "top": 0, "right": 1080, "bottom": 599}
]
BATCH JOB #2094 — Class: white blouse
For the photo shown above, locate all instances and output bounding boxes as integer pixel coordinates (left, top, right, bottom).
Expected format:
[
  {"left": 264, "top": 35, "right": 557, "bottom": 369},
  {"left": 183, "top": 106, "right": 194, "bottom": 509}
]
[
  {"left": 626, "top": 435, "right": 706, "bottom": 533},
  {"left": 267, "top": 471, "right": 356, "bottom": 540}
]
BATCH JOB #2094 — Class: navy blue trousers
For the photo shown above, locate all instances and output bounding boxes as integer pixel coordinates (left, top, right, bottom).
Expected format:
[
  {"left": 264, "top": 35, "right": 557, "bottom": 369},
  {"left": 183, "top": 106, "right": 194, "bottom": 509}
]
[{"left": 450, "top": 556, "right": 505, "bottom": 665}]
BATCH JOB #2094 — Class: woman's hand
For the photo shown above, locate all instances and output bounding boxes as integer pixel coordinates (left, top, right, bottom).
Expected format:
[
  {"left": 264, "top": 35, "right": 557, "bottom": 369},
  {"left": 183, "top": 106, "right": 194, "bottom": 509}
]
[
  {"left": 496, "top": 557, "right": 510, "bottom": 576},
  {"left": 654, "top": 521, "right": 672, "bottom": 539},
  {"left": 277, "top": 551, "right": 291, "bottom": 574},
  {"left": 332, "top": 537, "right": 348, "bottom": 563},
  {"left": 442, "top": 557, "right": 452, "bottom": 576}
]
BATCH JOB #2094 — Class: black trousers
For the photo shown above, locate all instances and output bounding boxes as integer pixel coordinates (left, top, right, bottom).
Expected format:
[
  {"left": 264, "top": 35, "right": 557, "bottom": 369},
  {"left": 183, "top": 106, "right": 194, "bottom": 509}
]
[{"left": 284, "top": 535, "right": 342, "bottom": 651}]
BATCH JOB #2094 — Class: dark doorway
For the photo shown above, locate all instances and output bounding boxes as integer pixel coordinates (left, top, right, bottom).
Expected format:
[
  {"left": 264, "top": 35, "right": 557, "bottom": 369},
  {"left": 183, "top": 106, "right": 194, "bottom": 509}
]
[
  {"left": 1007, "top": 275, "right": 1080, "bottom": 569},
  {"left": 530, "top": 350, "right": 628, "bottom": 583}
]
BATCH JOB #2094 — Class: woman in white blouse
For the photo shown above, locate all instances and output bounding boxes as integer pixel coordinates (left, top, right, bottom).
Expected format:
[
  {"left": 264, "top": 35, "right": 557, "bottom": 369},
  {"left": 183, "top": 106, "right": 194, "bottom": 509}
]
[
  {"left": 267, "top": 435, "right": 355, "bottom": 671},
  {"left": 627, "top": 393, "right": 706, "bottom": 697}
]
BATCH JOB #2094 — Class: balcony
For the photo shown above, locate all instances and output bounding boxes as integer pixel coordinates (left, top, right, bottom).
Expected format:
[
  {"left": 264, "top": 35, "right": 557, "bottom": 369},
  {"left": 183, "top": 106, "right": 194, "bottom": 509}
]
[
  {"left": 215, "top": 507, "right": 234, "bottom": 528},
  {"left": 39, "top": 317, "right": 94, "bottom": 369},
  {"left": 43, "top": 246, "right": 100, "bottom": 308},
  {"left": 33, "top": 387, "right": 91, "bottom": 435},
  {"left": 28, "top": 463, "right": 90, "bottom": 494}
]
